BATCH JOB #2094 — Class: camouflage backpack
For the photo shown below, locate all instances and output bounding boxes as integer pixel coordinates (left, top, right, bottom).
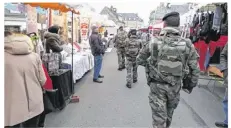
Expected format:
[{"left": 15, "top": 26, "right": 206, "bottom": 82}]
[
  {"left": 149, "top": 33, "right": 190, "bottom": 85},
  {"left": 125, "top": 36, "right": 141, "bottom": 57},
  {"left": 116, "top": 31, "right": 127, "bottom": 48}
]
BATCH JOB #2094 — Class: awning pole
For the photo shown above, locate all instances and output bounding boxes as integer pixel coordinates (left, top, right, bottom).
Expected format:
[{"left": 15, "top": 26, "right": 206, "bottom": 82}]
[{"left": 71, "top": 11, "right": 74, "bottom": 94}]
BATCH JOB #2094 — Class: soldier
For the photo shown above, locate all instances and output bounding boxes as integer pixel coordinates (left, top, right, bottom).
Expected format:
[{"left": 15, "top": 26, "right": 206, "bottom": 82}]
[
  {"left": 136, "top": 12, "right": 200, "bottom": 127},
  {"left": 125, "top": 29, "right": 142, "bottom": 88},
  {"left": 114, "top": 26, "right": 128, "bottom": 71}
]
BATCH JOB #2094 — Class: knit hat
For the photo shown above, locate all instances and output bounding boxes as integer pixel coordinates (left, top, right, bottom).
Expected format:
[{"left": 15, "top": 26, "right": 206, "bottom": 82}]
[
  {"left": 48, "top": 25, "right": 60, "bottom": 34},
  {"left": 91, "top": 26, "right": 98, "bottom": 32}
]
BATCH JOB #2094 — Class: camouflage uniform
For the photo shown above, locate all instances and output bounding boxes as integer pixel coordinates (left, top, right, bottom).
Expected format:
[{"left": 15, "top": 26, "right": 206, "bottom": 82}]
[
  {"left": 125, "top": 35, "right": 142, "bottom": 86},
  {"left": 114, "top": 30, "right": 128, "bottom": 69},
  {"left": 137, "top": 27, "right": 200, "bottom": 127}
]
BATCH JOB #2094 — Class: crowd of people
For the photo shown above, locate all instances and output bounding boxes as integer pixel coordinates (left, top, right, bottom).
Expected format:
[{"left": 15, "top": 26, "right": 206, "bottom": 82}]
[
  {"left": 5, "top": 10, "right": 228, "bottom": 128},
  {"left": 88, "top": 11, "right": 228, "bottom": 128}
]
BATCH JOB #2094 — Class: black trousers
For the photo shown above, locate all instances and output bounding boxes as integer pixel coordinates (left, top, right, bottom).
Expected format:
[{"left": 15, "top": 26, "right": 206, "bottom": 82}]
[{"left": 6, "top": 112, "right": 46, "bottom": 128}]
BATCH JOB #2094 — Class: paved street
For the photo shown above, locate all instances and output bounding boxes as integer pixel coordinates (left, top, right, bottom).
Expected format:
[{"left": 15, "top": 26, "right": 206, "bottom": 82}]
[{"left": 46, "top": 48, "right": 225, "bottom": 127}]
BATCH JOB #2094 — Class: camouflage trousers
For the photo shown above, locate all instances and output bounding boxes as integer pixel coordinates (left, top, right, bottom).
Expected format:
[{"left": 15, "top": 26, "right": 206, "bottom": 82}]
[
  {"left": 149, "top": 82, "right": 181, "bottom": 128},
  {"left": 126, "top": 59, "right": 138, "bottom": 85},
  {"left": 116, "top": 48, "right": 126, "bottom": 68}
]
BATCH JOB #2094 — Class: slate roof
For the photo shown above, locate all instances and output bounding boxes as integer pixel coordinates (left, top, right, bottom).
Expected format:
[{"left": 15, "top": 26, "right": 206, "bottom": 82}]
[
  {"left": 118, "top": 13, "right": 143, "bottom": 22},
  {"left": 100, "top": 6, "right": 125, "bottom": 25}
]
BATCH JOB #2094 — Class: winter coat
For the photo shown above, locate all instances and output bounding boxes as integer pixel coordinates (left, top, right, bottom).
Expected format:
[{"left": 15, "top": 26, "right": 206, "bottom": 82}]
[
  {"left": 89, "top": 32, "right": 105, "bottom": 56},
  {"left": 4, "top": 35, "right": 46, "bottom": 126},
  {"left": 44, "top": 31, "right": 63, "bottom": 53}
]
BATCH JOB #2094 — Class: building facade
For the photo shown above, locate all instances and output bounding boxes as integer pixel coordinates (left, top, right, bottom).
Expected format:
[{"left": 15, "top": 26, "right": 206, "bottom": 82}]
[
  {"left": 149, "top": 3, "right": 193, "bottom": 25},
  {"left": 100, "top": 6, "right": 125, "bottom": 27},
  {"left": 118, "top": 13, "right": 144, "bottom": 29}
]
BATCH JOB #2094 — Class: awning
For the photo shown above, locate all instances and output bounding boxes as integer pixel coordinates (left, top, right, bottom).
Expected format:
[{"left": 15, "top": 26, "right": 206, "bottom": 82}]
[{"left": 24, "top": 3, "right": 80, "bottom": 14}]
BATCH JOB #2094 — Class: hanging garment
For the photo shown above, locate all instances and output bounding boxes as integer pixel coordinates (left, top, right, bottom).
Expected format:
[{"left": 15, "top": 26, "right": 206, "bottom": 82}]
[
  {"left": 209, "top": 47, "right": 221, "bottom": 64},
  {"left": 212, "top": 6, "right": 223, "bottom": 31}
]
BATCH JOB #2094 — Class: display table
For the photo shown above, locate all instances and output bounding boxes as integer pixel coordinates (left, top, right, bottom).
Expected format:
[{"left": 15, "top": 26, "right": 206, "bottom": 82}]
[
  {"left": 49, "top": 69, "right": 73, "bottom": 110},
  {"left": 61, "top": 52, "right": 94, "bottom": 82}
]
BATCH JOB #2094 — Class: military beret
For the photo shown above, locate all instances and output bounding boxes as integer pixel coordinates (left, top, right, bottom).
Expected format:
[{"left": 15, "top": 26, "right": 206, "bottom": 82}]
[{"left": 162, "top": 12, "right": 180, "bottom": 21}]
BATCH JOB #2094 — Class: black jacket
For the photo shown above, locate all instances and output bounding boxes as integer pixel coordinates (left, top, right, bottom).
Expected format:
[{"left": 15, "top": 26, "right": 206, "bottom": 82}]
[
  {"left": 44, "top": 32, "right": 63, "bottom": 53},
  {"left": 89, "top": 32, "right": 105, "bottom": 56}
]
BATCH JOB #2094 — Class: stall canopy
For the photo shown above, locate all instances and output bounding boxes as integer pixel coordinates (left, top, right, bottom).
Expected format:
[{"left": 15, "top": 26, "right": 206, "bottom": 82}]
[{"left": 24, "top": 3, "right": 80, "bottom": 14}]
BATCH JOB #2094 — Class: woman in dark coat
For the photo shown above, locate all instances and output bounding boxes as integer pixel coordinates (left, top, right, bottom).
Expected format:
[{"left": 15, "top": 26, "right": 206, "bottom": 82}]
[{"left": 44, "top": 25, "right": 63, "bottom": 53}]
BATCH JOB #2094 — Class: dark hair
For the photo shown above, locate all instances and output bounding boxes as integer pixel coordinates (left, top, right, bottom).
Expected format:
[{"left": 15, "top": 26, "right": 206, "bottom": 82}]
[
  {"left": 164, "top": 16, "right": 180, "bottom": 27},
  {"left": 4, "top": 31, "right": 12, "bottom": 37}
]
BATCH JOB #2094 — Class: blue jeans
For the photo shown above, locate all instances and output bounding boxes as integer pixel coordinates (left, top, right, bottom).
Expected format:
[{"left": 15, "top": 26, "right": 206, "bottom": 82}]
[
  {"left": 223, "top": 88, "right": 228, "bottom": 124},
  {"left": 93, "top": 55, "right": 103, "bottom": 79}
]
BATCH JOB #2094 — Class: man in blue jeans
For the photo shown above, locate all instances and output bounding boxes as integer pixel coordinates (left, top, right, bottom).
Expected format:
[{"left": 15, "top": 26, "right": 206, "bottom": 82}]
[
  {"left": 89, "top": 26, "right": 105, "bottom": 83},
  {"left": 216, "top": 43, "right": 228, "bottom": 128}
]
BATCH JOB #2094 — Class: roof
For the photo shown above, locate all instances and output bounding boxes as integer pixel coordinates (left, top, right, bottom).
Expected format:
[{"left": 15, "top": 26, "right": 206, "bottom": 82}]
[
  {"left": 100, "top": 6, "right": 125, "bottom": 25},
  {"left": 118, "top": 13, "right": 143, "bottom": 22}
]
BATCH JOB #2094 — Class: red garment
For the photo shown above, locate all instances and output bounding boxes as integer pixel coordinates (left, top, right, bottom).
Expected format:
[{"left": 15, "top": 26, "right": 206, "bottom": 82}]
[
  {"left": 42, "top": 64, "right": 53, "bottom": 90},
  {"left": 194, "top": 40, "right": 208, "bottom": 71},
  {"left": 194, "top": 36, "right": 228, "bottom": 71},
  {"left": 209, "top": 36, "right": 228, "bottom": 55}
]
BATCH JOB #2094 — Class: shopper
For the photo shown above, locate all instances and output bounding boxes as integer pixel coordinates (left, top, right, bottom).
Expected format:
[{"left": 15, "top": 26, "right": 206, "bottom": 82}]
[
  {"left": 44, "top": 25, "right": 63, "bottom": 53},
  {"left": 44, "top": 25, "right": 64, "bottom": 69},
  {"left": 104, "top": 30, "right": 108, "bottom": 37},
  {"left": 215, "top": 43, "right": 228, "bottom": 128},
  {"left": 5, "top": 33, "right": 46, "bottom": 127},
  {"left": 89, "top": 26, "right": 105, "bottom": 83}
]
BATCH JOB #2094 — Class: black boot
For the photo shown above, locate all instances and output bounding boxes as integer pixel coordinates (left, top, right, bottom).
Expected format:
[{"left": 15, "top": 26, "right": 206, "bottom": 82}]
[
  {"left": 99, "top": 75, "right": 104, "bottom": 78},
  {"left": 126, "top": 83, "right": 132, "bottom": 88},
  {"left": 215, "top": 122, "right": 228, "bottom": 128},
  {"left": 133, "top": 79, "right": 137, "bottom": 83},
  {"left": 93, "top": 79, "right": 103, "bottom": 83}
]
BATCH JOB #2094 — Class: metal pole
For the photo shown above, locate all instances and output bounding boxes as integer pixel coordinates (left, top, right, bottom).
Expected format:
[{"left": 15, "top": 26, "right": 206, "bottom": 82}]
[{"left": 71, "top": 11, "right": 74, "bottom": 94}]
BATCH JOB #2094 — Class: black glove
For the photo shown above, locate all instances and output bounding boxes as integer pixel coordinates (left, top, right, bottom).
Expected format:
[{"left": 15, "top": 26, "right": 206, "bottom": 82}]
[
  {"left": 182, "top": 85, "right": 194, "bottom": 94},
  {"left": 182, "top": 81, "right": 197, "bottom": 94}
]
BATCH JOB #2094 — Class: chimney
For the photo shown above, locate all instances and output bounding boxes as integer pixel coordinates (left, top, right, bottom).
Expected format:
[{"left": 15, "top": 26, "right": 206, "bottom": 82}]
[
  {"left": 114, "top": 8, "right": 117, "bottom": 13},
  {"left": 110, "top": 6, "right": 113, "bottom": 10}
]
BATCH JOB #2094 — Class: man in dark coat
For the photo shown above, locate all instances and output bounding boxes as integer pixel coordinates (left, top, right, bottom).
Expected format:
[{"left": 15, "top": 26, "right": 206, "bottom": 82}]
[{"left": 89, "top": 26, "right": 105, "bottom": 83}]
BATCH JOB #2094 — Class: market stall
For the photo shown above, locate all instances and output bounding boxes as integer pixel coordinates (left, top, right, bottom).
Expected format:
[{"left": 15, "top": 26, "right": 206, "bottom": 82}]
[
  {"left": 23, "top": 2, "right": 81, "bottom": 109},
  {"left": 190, "top": 3, "right": 228, "bottom": 72}
]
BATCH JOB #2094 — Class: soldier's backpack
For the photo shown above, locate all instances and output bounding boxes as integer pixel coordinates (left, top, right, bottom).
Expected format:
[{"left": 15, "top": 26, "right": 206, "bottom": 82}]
[
  {"left": 116, "top": 31, "right": 127, "bottom": 48},
  {"left": 125, "top": 36, "right": 141, "bottom": 57},
  {"left": 149, "top": 33, "right": 189, "bottom": 85}
]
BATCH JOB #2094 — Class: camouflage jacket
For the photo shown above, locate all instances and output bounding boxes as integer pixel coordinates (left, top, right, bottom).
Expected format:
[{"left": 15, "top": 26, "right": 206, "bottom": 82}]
[
  {"left": 137, "top": 27, "right": 200, "bottom": 86},
  {"left": 114, "top": 30, "right": 128, "bottom": 49},
  {"left": 125, "top": 35, "right": 142, "bottom": 60}
]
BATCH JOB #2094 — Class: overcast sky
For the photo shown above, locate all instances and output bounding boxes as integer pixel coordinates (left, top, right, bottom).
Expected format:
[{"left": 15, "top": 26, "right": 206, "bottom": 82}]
[{"left": 87, "top": 1, "right": 160, "bottom": 25}]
